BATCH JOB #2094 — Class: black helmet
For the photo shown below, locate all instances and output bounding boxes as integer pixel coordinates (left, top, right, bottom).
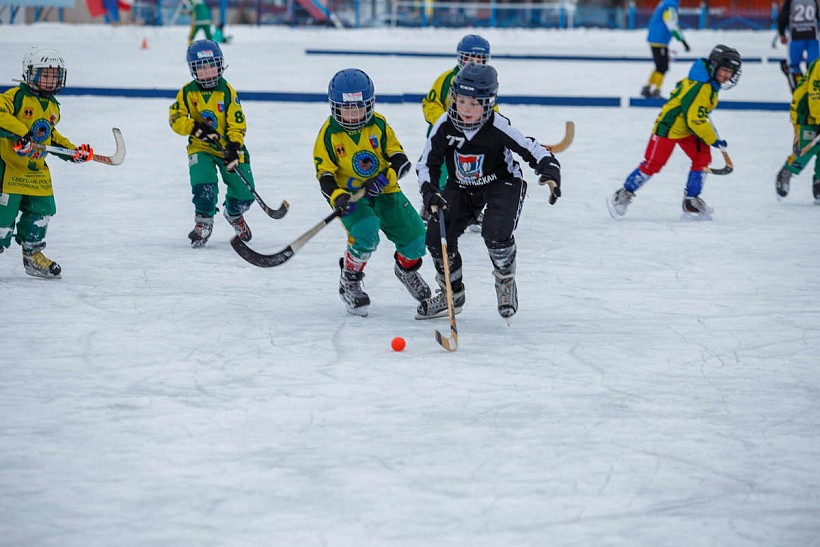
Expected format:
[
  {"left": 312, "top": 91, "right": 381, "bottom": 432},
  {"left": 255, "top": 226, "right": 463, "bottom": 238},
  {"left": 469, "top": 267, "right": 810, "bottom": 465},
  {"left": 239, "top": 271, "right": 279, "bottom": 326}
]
[
  {"left": 447, "top": 62, "right": 499, "bottom": 131},
  {"left": 707, "top": 44, "right": 742, "bottom": 90}
]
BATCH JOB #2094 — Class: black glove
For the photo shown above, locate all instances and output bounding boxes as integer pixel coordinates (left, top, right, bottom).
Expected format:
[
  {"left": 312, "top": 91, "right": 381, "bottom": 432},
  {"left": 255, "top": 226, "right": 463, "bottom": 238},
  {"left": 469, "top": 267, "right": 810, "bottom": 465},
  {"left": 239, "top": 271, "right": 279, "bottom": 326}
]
[
  {"left": 364, "top": 173, "right": 390, "bottom": 197},
  {"left": 536, "top": 155, "right": 561, "bottom": 205},
  {"left": 331, "top": 190, "right": 357, "bottom": 217},
  {"left": 421, "top": 182, "right": 447, "bottom": 214},
  {"left": 682, "top": 40, "right": 691, "bottom": 53},
  {"left": 223, "top": 141, "right": 241, "bottom": 172},
  {"left": 191, "top": 121, "right": 220, "bottom": 143}
]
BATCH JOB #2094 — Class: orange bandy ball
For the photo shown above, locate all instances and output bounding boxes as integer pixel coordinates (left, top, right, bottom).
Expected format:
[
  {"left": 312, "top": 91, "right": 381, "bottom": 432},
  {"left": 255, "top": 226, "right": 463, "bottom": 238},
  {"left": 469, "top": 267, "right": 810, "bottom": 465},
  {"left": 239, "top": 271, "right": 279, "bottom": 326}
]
[{"left": 391, "top": 337, "right": 406, "bottom": 351}]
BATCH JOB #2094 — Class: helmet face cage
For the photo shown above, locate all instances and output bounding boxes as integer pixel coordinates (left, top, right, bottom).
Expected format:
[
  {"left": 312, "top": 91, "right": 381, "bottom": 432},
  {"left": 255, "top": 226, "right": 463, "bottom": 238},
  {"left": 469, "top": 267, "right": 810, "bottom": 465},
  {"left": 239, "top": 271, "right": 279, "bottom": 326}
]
[
  {"left": 708, "top": 45, "right": 742, "bottom": 90},
  {"left": 187, "top": 40, "right": 225, "bottom": 89},
  {"left": 456, "top": 34, "right": 491, "bottom": 68},
  {"left": 23, "top": 47, "right": 66, "bottom": 96},
  {"left": 328, "top": 69, "right": 376, "bottom": 133},
  {"left": 447, "top": 62, "right": 498, "bottom": 132}
]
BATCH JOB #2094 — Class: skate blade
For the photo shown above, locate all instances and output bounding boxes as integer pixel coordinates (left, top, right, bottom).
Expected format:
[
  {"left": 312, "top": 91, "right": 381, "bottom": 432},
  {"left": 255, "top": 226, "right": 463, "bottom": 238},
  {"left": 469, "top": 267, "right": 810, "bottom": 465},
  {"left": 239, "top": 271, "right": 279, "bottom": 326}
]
[
  {"left": 680, "top": 211, "right": 713, "bottom": 221},
  {"left": 605, "top": 196, "right": 624, "bottom": 219},
  {"left": 415, "top": 306, "right": 463, "bottom": 320},
  {"left": 468, "top": 223, "right": 482, "bottom": 233},
  {"left": 345, "top": 305, "right": 369, "bottom": 317},
  {"left": 24, "top": 269, "right": 61, "bottom": 279}
]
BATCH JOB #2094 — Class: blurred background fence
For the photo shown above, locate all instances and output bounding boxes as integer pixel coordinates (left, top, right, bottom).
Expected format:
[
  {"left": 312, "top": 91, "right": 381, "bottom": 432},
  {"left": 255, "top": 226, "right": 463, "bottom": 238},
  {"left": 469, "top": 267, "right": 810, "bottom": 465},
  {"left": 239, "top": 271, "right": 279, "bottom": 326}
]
[{"left": 0, "top": 0, "right": 779, "bottom": 30}]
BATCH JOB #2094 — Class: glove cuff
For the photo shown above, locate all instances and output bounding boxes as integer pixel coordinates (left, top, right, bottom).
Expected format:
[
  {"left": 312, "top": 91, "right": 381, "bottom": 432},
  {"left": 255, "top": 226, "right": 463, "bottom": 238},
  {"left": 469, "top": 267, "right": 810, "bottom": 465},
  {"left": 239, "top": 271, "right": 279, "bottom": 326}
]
[{"left": 329, "top": 188, "right": 349, "bottom": 209}]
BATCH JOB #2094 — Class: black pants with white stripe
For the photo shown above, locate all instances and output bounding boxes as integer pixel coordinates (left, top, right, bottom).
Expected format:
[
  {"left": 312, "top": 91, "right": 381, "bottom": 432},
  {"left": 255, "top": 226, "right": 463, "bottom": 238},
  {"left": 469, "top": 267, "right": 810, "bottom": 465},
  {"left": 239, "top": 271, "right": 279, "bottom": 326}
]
[{"left": 426, "top": 177, "right": 527, "bottom": 260}]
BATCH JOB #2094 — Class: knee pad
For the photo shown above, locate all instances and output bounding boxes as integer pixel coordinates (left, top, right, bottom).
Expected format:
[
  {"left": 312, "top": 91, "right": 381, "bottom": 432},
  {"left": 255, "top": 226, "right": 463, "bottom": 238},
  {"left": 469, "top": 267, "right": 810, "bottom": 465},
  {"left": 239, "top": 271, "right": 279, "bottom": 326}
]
[
  {"left": 224, "top": 197, "right": 253, "bottom": 217},
  {"left": 685, "top": 170, "right": 706, "bottom": 197},
  {"left": 625, "top": 168, "right": 652, "bottom": 192},
  {"left": 192, "top": 183, "right": 218, "bottom": 215},
  {"left": 487, "top": 242, "right": 517, "bottom": 276}
]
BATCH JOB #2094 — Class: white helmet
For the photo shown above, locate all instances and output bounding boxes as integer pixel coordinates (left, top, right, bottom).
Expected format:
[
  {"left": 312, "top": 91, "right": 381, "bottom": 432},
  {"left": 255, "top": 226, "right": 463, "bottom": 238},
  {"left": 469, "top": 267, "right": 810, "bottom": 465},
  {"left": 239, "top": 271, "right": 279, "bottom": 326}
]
[{"left": 22, "top": 46, "right": 66, "bottom": 96}]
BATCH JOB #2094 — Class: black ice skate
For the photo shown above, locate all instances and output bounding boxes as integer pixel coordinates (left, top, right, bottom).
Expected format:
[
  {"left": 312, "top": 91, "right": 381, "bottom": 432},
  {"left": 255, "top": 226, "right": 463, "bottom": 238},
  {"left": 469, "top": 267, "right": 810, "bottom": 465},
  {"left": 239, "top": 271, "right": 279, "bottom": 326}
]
[
  {"left": 393, "top": 255, "right": 431, "bottom": 302},
  {"left": 223, "top": 210, "right": 252, "bottom": 242},
  {"left": 339, "top": 259, "right": 370, "bottom": 316},
  {"left": 606, "top": 188, "right": 635, "bottom": 218},
  {"left": 681, "top": 194, "right": 714, "bottom": 221},
  {"left": 776, "top": 167, "right": 791, "bottom": 200},
  {"left": 23, "top": 247, "right": 61, "bottom": 278},
  {"left": 493, "top": 270, "right": 518, "bottom": 325},
  {"left": 640, "top": 85, "right": 652, "bottom": 98},
  {"left": 188, "top": 214, "right": 214, "bottom": 248}
]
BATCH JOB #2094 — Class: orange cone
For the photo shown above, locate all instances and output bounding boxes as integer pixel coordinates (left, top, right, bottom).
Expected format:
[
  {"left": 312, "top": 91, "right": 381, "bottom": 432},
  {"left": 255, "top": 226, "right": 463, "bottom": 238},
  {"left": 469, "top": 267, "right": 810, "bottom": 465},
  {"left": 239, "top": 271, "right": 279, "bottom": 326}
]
[{"left": 140, "top": 37, "right": 148, "bottom": 50}]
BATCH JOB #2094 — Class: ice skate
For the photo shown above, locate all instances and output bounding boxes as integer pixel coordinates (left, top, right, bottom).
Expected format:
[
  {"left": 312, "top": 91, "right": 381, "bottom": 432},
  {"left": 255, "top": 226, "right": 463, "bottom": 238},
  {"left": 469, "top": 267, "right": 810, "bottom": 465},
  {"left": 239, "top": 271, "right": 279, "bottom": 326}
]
[
  {"left": 640, "top": 85, "right": 652, "bottom": 98},
  {"left": 493, "top": 270, "right": 518, "bottom": 325},
  {"left": 188, "top": 214, "right": 214, "bottom": 248},
  {"left": 415, "top": 286, "right": 465, "bottom": 320},
  {"left": 606, "top": 188, "right": 635, "bottom": 218},
  {"left": 681, "top": 194, "right": 714, "bottom": 221},
  {"left": 775, "top": 168, "right": 791, "bottom": 201},
  {"left": 223, "top": 209, "right": 252, "bottom": 242},
  {"left": 339, "top": 259, "right": 370, "bottom": 316},
  {"left": 23, "top": 247, "right": 61, "bottom": 278},
  {"left": 393, "top": 255, "right": 431, "bottom": 302}
]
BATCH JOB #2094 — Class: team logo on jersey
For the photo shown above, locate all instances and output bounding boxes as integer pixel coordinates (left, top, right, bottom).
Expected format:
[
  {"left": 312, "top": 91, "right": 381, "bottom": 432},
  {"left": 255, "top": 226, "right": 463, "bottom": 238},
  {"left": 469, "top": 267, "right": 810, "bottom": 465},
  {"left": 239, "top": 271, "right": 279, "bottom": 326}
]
[
  {"left": 23, "top": 108, "right": 33, "bottom": 119},
  {"left": 217, "top": 102, "right": 224, "bottom": 113},
  {"left": 455, "top": 151, "right": 484, "bottom": 183},
  {"left": 351, "top": 150, "right": 379, "bottom": 178},
  {"left": 335, "top": 144, "right": 346, "bottom": 158},
  {"left": 200, "top": 111, "right": 217, "bottom": 129},
  {"left": 30, "top": 119, "right": 52, "bottom": 143},
  {"left": 369, "top": 136, "right": 379, "bottom": 149}
]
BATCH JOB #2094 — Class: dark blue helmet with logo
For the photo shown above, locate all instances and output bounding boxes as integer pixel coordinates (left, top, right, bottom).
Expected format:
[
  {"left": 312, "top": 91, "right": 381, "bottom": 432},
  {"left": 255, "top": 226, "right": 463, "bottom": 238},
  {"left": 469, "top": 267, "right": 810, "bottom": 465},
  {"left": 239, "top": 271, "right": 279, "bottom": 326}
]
[
  {"left": 328, "top": 68, "right": 375, "bottom": 133},
  {"left": 187, "top": 39, "right": 225, "bottom": 89},
  {"left": 456, "top": 34, "right": 491, "bottom": 67},
  {"left": 447, "top": 62, "right": 498, "bottom": 131}
]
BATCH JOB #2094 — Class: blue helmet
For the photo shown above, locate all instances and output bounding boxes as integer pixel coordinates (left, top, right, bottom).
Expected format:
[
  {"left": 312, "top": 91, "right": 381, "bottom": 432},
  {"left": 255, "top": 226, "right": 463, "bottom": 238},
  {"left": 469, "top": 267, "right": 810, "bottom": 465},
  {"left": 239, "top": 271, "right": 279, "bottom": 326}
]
[
  {"left": 328, "top": 68, "right": 375, "bottom": 133},
  {"left": 187, "top": 39, "right": 224, "bottom": 89},
  {"left": 456, "top": 34, "right": 491, "bottom": 68},
  {"left": 447, "top": 62, "right": 498, "bottom": 131}
]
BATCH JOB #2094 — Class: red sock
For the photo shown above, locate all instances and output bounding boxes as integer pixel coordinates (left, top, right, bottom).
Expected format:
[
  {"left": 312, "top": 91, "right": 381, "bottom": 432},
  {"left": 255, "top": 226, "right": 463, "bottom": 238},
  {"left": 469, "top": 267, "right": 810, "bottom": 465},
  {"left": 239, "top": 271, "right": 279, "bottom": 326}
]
[{"left": 395, "top": 253, "right": 420, "bottom": 270}]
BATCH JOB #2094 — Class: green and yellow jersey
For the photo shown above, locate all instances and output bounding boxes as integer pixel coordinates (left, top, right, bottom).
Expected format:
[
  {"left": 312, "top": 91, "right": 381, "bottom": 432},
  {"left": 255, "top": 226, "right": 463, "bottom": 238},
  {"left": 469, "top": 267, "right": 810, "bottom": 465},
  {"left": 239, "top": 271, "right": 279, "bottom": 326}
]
[
  {"left": 169, "top": 78, "right": 247, "bottom": 158},
  {"left": 790, "top": 58, "right": 820, "bottom": 127},
  {"left": 313, "top": 112, "right": 409, "bottom": 204},
  {"left": 652, "top": 60, "right": 720, "bottom": 145},
  {"left": 0, "top": 84, "right": 76, "bottom": 196},
  {"left": 422, "top": 67, "right": 459, "bottom": 130}
]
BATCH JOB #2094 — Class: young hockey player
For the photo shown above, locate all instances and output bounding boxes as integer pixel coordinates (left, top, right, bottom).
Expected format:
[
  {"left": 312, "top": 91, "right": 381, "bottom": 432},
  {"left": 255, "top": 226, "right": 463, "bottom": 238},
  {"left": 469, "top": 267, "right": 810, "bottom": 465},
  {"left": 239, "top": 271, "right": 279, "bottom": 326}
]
[
  {"left": 187, "top": 0, "right": 213, "bottom": 45},
  {"left": 775, "top": 57, "right": 820, "bottom": 204},
  {"left": 313, "top": 68, "right": 431, "bottom": 317},
  {"left": 415, "top": 62, "right": 561, "bottom": 324},
  {"left": 608, "top": 44, "right": 742, "bottom": 221},
  {"left": 421, "top": 34, "right": 492, "bottom": 230},
  {"left": 169, "top": 39, "right": 256, "bottom": 248},
  {"left": 777, "top": 0, "right": 820, "bottom": 91},
  {"left": 641, "top": 0, "right": 690, "bottom": 99},
  {"left": 0, "top": 46, "right": 94, "bottom": 278}
]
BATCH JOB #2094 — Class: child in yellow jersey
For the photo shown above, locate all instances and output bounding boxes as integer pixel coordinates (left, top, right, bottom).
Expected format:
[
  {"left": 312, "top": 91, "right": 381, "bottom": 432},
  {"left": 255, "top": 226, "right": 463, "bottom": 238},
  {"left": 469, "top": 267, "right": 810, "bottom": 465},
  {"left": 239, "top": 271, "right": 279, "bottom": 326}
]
[
  {"left": 169, "top": 39, "right": 256, "bottom": 248},
  {"left": 0, "top": 46, "right": 94, "bottom": 279},
  {"left": 608, "top": 45, "right": 742, "bottom": 221},
  {"left": 775, "top": 57, "right": 820, "bottom": 204},
  {"left": 313, "top": 68, "right": 430, "bottom": 317}
]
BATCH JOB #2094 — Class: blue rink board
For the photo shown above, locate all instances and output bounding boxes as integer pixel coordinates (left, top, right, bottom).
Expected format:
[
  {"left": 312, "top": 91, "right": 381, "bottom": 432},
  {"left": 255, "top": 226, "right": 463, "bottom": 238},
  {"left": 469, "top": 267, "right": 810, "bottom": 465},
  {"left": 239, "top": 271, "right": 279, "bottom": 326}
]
[{"left": 11, "top": 86, "right": 787, "bottom": 111}]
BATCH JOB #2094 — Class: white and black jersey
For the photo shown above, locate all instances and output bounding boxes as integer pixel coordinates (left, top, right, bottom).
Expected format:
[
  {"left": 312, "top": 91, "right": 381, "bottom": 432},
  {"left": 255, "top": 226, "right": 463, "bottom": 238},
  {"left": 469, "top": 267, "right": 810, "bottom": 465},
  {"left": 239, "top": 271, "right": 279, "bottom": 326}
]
[
  {"left": 779, "top": 0, "right": 820, "bottom": 41},
  {"left": 417, "top": 111, "right": 552, "bottom": 191}
]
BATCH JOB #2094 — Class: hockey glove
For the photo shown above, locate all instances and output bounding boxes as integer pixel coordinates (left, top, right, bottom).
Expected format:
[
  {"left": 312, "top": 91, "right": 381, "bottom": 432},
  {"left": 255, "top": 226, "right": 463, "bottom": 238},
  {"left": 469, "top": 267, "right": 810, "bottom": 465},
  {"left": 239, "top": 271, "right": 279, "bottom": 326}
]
[
  {"left": 712, "top": 139, "right": 727, "bottom": 149},
  {"left": 69, "top": 143, "right": 94, "bottom": 163},
  {"left": 682, "top": 40, "right": 691, "bottom": 53},
  {"left": 536, "top": 155, "right": 561, "bottom": 183},
  {"left": 13, "top": 135, "right": 36, "bottom": 157},
  {"left": 223, "top": 141, "right": 241, "bottom": 172},
  {"left": 421, "top": 182, "right": 447, "bottom": 214},
  {"left": 364, "top": 173, "right": 390, "bottom": 197},
  {"left": 330, "top": 189, "right": 356, "bottom": 217},
  {"left": 191, "top": 121, "right": 220, "bottom": 144}
]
